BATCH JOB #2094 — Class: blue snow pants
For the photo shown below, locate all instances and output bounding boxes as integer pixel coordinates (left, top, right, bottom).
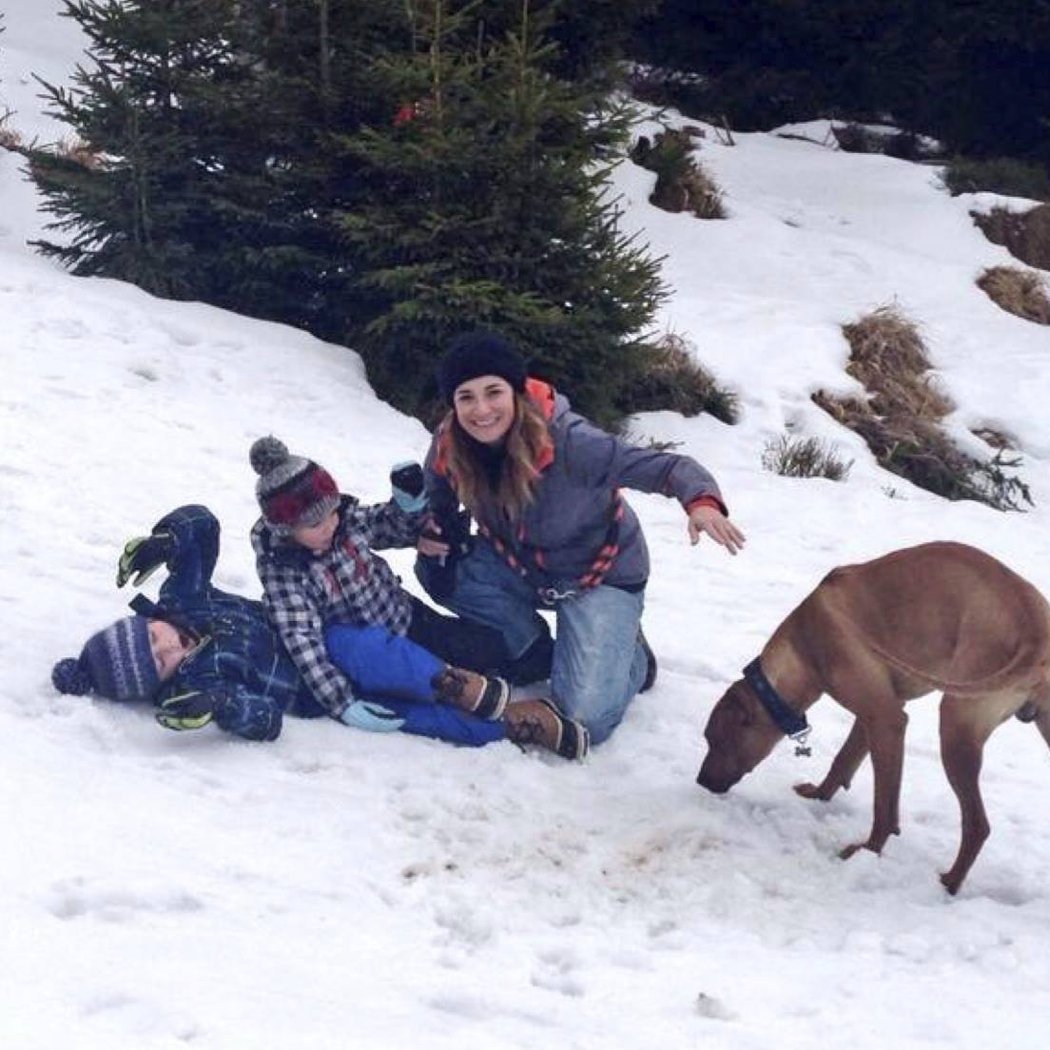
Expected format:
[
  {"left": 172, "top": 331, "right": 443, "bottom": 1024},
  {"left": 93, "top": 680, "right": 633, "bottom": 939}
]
[{"left": 324, "top": 624, "right": 506, "bottom": 748}]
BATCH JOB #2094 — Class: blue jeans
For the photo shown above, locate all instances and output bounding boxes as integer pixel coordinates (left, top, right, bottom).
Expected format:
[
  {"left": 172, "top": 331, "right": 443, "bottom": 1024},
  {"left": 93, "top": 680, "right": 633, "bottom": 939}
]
[{"left": 417, "top": 542, "right": 647, "bottom": 745}]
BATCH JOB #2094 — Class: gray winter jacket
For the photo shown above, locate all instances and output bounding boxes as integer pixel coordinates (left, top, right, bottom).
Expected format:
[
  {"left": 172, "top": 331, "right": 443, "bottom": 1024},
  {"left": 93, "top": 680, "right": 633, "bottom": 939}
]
[{"left": 425, "top": 379, "right": 726, "bottom": 593}]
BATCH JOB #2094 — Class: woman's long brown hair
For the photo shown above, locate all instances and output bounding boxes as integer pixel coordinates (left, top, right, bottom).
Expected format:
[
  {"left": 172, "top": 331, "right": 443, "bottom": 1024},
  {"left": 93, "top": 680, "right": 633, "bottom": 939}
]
[{"left": 443, "top": 392, "right": 550, "bottom": 523}]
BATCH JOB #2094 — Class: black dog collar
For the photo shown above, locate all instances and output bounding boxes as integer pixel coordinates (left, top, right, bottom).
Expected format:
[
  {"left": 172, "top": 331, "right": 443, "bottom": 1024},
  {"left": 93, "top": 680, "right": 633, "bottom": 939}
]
[{"left": 743, "top": 657, "right": 809, "bottom": 739}]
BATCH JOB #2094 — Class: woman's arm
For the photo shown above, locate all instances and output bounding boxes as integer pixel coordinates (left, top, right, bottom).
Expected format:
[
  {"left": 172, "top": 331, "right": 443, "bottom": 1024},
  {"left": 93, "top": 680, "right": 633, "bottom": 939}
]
[{"left": 563, "top": 415, "right": 745, "bottom": 553}]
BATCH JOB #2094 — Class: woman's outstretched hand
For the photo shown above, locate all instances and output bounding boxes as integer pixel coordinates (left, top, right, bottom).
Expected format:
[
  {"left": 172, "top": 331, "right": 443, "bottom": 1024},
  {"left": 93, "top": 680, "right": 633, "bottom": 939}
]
[{"left": 688, "top": 505, "right": 747, "bottom": 555}]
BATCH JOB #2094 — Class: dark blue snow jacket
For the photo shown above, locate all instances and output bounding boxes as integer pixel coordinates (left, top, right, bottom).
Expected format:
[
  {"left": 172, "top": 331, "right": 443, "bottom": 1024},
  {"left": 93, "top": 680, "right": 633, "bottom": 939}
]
[{"left": 135, "top": 505, "right": 321, "bottom": 740}]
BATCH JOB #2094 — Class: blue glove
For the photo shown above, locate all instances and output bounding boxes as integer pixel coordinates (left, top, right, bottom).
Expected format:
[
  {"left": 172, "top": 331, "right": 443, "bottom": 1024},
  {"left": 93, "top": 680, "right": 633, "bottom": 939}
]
[
  {"left": 338, "top": 699, "right": 405, "bottom": 733},
  {"left": 390, "top": 461, "right": 428, "bottom": 514}
]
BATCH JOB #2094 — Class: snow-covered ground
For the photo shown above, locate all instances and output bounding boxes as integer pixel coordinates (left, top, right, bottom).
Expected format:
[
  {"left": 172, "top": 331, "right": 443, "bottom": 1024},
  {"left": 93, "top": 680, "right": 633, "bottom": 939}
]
[{"left": 3, "top": 4, "right": 1049, "bottom": 1047}]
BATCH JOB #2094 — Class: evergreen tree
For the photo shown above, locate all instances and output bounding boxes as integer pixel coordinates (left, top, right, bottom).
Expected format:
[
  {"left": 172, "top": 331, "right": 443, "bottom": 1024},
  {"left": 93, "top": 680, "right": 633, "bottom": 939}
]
[
  {"left": 919, "top": 0, "right": 1050, "bottom": 162},
  {"left": 27, "top": 1, "right": 431, "bottom": 328},
  {"left": 631, "top": 0, "right": 1050, "bottom": 165},
  {"left": 330, "top": 0, "right": 665, "bottom": 424},
  {"left": 27, "top": 0, "right": 397, "bottom": 325},
  {"left": 29, "top": 0, "right": 666, "bottom": 424},
  {"left": 29, "top": 0, "right": 253, "bottom": 299}
]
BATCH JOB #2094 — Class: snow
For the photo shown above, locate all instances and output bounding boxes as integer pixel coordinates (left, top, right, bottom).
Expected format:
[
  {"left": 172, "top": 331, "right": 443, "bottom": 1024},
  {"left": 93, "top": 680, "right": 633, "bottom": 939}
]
[{"left": 3, "top": 3, "right": 1050, "bottom": 1047}]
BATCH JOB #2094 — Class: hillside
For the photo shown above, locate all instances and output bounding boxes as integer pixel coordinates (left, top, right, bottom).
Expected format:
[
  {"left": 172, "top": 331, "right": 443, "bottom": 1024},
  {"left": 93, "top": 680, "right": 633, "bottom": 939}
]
[{"left": 2, "top": 4, "right": 1050, "bottom": 1048}]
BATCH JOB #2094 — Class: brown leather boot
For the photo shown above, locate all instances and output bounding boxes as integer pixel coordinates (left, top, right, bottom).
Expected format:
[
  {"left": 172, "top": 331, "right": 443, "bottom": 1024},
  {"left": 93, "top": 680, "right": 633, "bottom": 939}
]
[
  {"left": 431, "top": 667, "right": 509, "bottom": 720},
  {"left": 504, "top": 698, "right": 589, "bottom": 760}
]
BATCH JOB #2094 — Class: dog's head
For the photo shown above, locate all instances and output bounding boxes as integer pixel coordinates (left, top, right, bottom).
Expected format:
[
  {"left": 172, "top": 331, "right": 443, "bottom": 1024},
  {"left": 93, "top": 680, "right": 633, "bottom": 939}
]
[{"left": 696, "top": 678, "right": 783, "bottom": 793}]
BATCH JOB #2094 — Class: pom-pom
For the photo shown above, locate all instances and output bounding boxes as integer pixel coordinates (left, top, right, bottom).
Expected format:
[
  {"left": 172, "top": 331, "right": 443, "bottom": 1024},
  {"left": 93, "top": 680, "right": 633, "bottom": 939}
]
[
  {"left": 249, "top": 436, "right": 289, "bottom": 477},
  {"left": 52, "top": 657, "right": 93, "bottom": 695}
]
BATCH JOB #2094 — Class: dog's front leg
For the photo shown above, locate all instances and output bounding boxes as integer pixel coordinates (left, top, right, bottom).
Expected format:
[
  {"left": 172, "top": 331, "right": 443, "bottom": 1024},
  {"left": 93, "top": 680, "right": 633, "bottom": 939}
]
[
  {"left": 838, "top": 708, "right": 907, "bottom": 860},
  {"left": 795, "top": 717, "right": 868, "bottom": 800}
]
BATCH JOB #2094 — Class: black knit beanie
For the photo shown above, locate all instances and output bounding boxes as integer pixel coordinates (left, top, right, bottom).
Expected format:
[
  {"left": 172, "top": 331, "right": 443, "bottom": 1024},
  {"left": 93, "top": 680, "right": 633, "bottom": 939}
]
[{"left": 438, "top": 331, "right": 527, "bottom": 405}]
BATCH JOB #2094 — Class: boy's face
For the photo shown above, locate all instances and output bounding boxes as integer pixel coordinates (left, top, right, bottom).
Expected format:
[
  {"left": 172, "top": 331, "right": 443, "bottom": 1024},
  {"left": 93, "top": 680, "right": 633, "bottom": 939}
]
[
  {"left": 291, "top": 508, "right": 339, "bottom": 554},
  {"left": 148, "top": 620, "right": 195, "bottom": 681}
]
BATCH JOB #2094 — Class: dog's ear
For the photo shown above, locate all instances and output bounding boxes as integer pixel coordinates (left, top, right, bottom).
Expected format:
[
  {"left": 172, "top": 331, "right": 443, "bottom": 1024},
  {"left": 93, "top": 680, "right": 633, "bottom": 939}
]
[{"left": 730, "top": 685, "right": 755, "bottom": 727}]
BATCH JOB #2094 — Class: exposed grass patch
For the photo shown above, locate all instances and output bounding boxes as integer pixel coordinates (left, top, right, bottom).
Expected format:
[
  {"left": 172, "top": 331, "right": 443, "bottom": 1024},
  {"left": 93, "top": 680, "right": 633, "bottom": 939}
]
[
  {"left": 841, "top": 306, "right": 953, "bottom": 420},
  {"left": 54, "top": 136, "right": 101, "bottom": 169},
  {"left": 976, "top": 265, "right": 1050, "bottom": 324},
  {"left": 761, "top": 434, "right": 852, "bottom": 481},
  {"left": 971, "top": 204, "right": 1050, "bottom": 271},
  {"left": 813, "top": 305, "right": 1032, "bottom": 511},
  {"left": 28, "top": 134, "right": 101, "bottom": 169},
  {"left": 831, "top": 123, "right": 935, "bottom": 162},
  {"left": 0, "top": 122, "right": 24, "bottom": 152},
  {"left": 971, "top": 426, "right": 1014, "bottom": 450},
  {"left": 619, "top": 331, "right": 738, "bottom": 423},
  {"left": 940, "top": 156, "right": 1050, "bottom": 201},
  {"left": 631, "top": 129, "right": 727, "bottom": 219}
]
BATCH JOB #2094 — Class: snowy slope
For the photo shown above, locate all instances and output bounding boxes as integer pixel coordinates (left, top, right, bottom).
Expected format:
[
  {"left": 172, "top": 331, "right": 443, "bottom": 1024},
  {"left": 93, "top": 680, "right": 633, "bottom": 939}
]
[{"left": 3, "top": 4, "right": 1049, "bottom": 1048}]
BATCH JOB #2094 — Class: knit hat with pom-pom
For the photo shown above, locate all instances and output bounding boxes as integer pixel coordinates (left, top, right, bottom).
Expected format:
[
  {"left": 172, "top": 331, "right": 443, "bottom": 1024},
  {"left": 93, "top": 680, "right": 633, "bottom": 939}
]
[
  {"left": 52, "top": 615, "right": 160, "bottom": 703},
  {"left": 250, "top": 436, "right": 339, "bottom": 528}
]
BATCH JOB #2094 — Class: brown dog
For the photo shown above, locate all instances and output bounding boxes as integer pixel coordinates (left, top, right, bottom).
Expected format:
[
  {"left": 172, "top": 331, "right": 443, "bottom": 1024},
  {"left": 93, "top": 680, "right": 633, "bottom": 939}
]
[{"left": 697, "top": 541, "right": 1050, "bottom": 894}]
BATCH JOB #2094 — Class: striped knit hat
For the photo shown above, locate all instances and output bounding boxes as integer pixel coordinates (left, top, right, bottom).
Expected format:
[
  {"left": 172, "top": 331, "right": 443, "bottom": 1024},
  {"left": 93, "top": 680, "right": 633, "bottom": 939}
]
[
  {"left": 250, "top": 435, "right": 339, "bottom": 528},
  {"left": 51, "top": 616, "right": 160, "bottom": 702}
]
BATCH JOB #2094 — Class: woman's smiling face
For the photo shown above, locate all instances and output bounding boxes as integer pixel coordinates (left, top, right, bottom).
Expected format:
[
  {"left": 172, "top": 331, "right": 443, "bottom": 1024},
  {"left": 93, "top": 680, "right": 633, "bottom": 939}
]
[{"left": 452, "top": 375, "right": 516, "bottom": 445}]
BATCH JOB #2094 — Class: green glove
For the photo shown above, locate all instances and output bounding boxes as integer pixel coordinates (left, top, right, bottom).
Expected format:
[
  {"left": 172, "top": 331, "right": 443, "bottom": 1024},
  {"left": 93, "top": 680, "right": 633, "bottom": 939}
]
[
  {"left": 155, "top": 691, "right": 215, "bottom": 731},
  {"left": 117, "top": 531, "right": 173, "bottom": 588}
]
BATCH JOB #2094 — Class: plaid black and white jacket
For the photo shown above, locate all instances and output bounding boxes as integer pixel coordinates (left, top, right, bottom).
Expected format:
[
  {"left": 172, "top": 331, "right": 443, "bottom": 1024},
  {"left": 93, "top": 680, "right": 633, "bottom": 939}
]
[{"left": 251, "top": 494, "right": 424, "bottom": 718}]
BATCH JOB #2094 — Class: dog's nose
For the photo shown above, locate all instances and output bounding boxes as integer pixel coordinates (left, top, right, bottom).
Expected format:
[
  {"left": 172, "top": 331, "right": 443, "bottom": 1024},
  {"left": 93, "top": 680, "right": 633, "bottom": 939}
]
[{"left": 696, "top": 769, "right": 729, "bottom": 794}]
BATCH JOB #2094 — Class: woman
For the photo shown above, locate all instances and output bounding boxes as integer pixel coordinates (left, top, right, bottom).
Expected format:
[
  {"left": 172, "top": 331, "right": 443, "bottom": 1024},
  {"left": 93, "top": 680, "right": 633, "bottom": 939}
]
[{"left": 416, "top": 331, "right": 746, "bottom": 746}]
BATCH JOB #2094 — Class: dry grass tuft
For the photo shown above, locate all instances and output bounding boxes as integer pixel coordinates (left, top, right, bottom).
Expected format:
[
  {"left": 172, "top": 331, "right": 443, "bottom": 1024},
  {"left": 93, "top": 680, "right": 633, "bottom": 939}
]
[
  {"left": 972, "top": 204, "right": 1050, "bottom": 271},
  {"left": 620, "top": 330, "right": 738, "bottom": 422},
  {"left": 813, "top": 305, "right": 1032, "bottom": 510},
  {"left": 762, "top": 434, "right": 852, "bottom": 481},
  {"left": 841, "top": 305, "right": 953, "bottom": 419},
  {"left": 976, "top": 265, "right": 1050, "bottom": 324},
  {"left": 972, "top": 426, "right": 1014, "bottom": 450},
  {"left": 53, "top": 136, "right": 101, "bottom": 169},
  {"left": 832, "top": 123, "right": 931, "bottom": 161},
  {"left": 0, "top": 124, "right": 24, "bottom": 152},
  {"left": 631, "top": 130, "right": 726, "bottom": 219}
]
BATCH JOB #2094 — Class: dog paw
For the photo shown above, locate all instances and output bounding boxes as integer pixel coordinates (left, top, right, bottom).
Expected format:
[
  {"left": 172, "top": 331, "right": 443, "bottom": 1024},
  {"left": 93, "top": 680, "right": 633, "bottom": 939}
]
[{"left": 793, "top": 781, "right": 830, "bottom": 800}]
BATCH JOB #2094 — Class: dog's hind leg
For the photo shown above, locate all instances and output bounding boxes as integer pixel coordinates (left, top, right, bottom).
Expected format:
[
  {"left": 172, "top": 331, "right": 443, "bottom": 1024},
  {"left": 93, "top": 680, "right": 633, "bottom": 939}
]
[
  {"left": 938, "top": 693, "right": 994, "bottom": 895},
  {"left": 795, "top": 718, "right": 868, "bottom": 800}
]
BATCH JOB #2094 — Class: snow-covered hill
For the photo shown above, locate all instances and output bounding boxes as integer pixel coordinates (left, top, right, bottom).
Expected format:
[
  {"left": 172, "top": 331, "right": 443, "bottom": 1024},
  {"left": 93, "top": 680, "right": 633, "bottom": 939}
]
[{"left": 3, "top": 4, "right": 1049, "bottom": 1047}]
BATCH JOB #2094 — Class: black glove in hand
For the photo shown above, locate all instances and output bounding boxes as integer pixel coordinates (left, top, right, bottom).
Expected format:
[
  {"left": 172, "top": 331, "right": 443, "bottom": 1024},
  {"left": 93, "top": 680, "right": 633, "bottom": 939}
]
[
  {"left": 155, "top": 691, "right": 215, "bottom": 731},
  {"left": 117, "top": 531, "right": 173, "bottom": 588}
]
